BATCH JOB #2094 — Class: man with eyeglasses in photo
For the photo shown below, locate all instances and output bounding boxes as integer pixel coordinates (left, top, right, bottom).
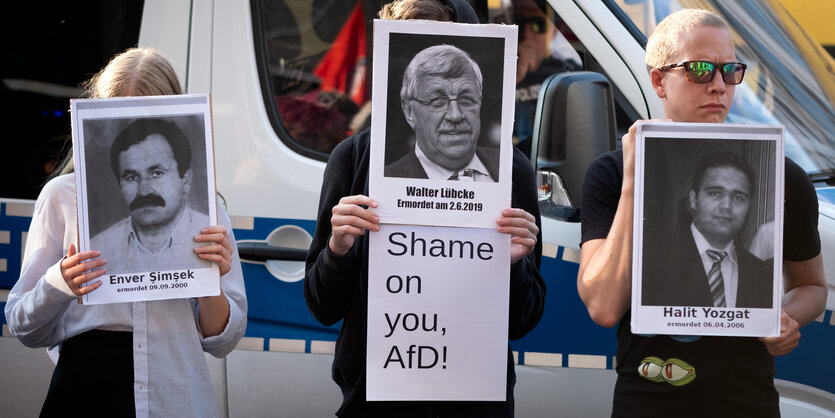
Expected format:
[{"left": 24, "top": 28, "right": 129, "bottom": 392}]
[
  {"left": 576, "top": 8, "right": 826, "bottom": 417},
  {"left": 385, "top": 44, "right": 497, "bottom": 182}
]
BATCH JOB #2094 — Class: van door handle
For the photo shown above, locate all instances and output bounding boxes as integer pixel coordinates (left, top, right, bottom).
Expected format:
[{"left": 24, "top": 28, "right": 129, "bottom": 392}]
[{"left": 237, "top": 242, "right": 308, "bottom": 262}]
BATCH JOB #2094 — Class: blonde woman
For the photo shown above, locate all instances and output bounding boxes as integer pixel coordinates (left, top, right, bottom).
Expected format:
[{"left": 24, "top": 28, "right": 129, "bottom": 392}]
[{"left": 5, "top": 48, "right": 247, "bottom": 418}]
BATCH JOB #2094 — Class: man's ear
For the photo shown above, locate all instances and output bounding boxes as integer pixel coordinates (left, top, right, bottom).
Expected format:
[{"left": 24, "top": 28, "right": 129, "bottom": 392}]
[
  {"left": 401, "top": 99, "right": 417, "bottom": 130},
  {"left": 650, "top": 68, "right": 666, "bottom": 99},
  {"left": 181, "top": 168, "right": 193, "bottom": 194},
  {"left": 689, "top": 189, "right": 696, "bottom": 212}
]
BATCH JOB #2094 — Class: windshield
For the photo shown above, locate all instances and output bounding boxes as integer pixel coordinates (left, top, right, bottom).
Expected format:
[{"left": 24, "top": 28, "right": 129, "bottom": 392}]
[{"left": 612, "top": 0, "right": 835, "bottom": 179}]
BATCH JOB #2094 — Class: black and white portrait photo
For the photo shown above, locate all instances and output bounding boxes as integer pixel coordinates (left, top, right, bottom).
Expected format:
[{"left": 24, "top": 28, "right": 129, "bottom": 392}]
[
  {"left": 84, "top": 115, "right": 211, "bottom": 273},
  {"left": 631, "top": 122, "right": 784, "bottom": 337},
  {"left": 383, "top": 34, "right": 504, "bottom": 183},
  {"left": 640, "top": 138, "right": 776, "bottom": 309},
  {"left": 71, "top": 94, "right": 219, "bottom": 304},
  {"left": 368, "top": 19, "right": 516, "bottom": 229}
]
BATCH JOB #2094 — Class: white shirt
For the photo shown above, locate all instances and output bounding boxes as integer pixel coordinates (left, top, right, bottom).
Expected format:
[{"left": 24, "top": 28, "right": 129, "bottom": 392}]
[
  {"left": 92, "top": 205, "right": 211, "bottom": 273},
  {"left": 414, "top": 142, "right": 494, "bottom": 181},
  {"left": 4, "top": 174, "right": 247, "bottom": 418},
  {"left": 691, "top": 223, "right": 739, "bottom": 307}
]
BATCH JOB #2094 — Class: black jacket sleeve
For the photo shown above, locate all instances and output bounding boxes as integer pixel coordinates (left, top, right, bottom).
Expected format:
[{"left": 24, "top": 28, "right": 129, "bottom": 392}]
[
  {"left": 507, "top": 147, "right": 546, "bottom": 340},
  {"left": 304, "top": 134, "right": 365, "bottom": 326},
  {"left": 784, "top": 157, "right": 821, "bottom": 262}
]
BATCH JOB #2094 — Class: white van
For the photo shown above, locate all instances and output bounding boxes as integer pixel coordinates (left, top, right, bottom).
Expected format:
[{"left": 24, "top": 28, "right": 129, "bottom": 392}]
[{"left": 1, "top": 0, "right": 833, "bottom": 416}]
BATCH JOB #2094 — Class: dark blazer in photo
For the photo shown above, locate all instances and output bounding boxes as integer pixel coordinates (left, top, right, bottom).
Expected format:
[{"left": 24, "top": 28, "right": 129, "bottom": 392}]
[
  {"left": 384, "top": 145, "right": 500, "bottom": 181},
  {"left": 642, "top": 226, "right": 773, "bottom": 308}
]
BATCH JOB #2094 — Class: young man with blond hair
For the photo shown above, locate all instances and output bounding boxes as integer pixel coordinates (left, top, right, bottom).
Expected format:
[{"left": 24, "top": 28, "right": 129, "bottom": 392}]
[{"left": 577, "top": 8, "right": 826, "bottom": 417}]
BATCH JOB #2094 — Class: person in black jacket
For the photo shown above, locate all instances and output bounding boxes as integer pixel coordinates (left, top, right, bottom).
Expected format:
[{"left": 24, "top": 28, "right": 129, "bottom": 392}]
[{"left": 304, "top": 1, "right": 545, "bottom": 417}]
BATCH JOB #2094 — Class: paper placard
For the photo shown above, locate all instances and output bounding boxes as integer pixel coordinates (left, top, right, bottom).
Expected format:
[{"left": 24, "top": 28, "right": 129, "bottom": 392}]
[
  {"left": 368, "top": 19, "right": 517, "bottom": 228},
  {"left": 631, "top": 122, "right": 784, "bottom": 337},
  {"left": 71, "top": 94, "right": 219, "bottom": 304},
  {"left": 366, "top": 224, "right": 510, "bottom": 401}
]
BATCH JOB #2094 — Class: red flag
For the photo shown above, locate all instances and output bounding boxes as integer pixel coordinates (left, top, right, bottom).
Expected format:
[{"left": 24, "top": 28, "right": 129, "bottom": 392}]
[{"left": 313, "top": 1, "right": 368, "bottom": 105}]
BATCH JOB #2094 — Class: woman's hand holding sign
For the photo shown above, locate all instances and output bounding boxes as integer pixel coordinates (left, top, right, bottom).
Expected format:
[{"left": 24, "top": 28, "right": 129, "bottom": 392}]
[
  {"left": 194, "top": 225, "right": 234, "bottom": 275},
  {"left": 60, "top": 244, "right": 106, "bottom": 295},
  {"left": 330, "top": 195, "right": 381, "bottom": 256}
]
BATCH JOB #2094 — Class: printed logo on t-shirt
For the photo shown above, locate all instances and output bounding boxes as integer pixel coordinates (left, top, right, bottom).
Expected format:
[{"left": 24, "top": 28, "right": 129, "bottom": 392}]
[{"left": 638, "top": 357, "right": 696, "bottom": 386}]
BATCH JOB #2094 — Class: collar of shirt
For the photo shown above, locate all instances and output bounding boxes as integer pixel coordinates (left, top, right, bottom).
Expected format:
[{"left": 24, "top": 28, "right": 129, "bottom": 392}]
[
  {"left": 128, "top": 207, "right": 196, "bottom": 255},
  {"left": 414, "top": 142, "right": 494, "bottom": 181},
  {"left": 690, "top": 223, "right": 739, "bottom": 307}
]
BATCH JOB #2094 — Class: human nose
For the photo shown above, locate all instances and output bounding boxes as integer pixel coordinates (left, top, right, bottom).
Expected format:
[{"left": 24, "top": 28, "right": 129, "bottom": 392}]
[
  {"left": 707, "top": 69, "right": 726, "bottom": 94},
  {"left": 445, "top": 99, "right": 465, "bottom": 121},
  {"left": 717, "top": 193, "right": 732, "bottom": 211}
]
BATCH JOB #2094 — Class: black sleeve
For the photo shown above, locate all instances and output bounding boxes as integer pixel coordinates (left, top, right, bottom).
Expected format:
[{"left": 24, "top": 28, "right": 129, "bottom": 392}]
[
  {"left": 783, "top": 158, "right": 821, "bottom": 262},
  {"left": 581, "top": 150, "right": 624, "bottom": 245},
  {"left": 303, "top": 136, "right": 361, "bottom": 326},
  {"left": 508, "top": 148, "right": 547, "bottom": 340}
]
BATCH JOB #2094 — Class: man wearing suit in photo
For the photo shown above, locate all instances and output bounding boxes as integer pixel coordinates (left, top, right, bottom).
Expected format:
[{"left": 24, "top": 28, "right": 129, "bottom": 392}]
[
  {"left": 384, "top": 44, "right": 499, "bottom": 182},
  {"left": 642, "top": 152, "right": 772, "bottom": 308}
]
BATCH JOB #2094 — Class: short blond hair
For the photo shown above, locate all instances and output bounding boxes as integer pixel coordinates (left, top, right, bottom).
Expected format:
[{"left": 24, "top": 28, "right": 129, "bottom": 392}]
[
  {"left": 55, "top": 48, "right": 182, "bottom": 176},
  {"left": 645, "top": 9, "right": 730, "bottom": 69},
  {"left": 379, "top": 0, "right": 454, "bottom": 21},
  {"left": 83, "top": 47, "right": 182, "bottom": 98}
]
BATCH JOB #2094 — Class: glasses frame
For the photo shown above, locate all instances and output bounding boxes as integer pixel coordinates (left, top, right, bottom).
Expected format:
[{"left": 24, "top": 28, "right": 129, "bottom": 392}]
[
  {"left": 658, "top": 61, "right": 747, "bottom": 85},
  {"left": 410, "top": 95, "right": 482, "bottom": 111}
]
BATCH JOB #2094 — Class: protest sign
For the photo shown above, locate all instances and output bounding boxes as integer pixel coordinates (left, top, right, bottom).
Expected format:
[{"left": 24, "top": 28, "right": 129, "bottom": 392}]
[
  {"left": 366, "top": 224, "right": 510, "bottom": 400},
  {"left": 631, "top": 122, "right": 783, "bottom": 337},
  {"left": 71, "top": 94, "right": 220, "bottom": 304}
]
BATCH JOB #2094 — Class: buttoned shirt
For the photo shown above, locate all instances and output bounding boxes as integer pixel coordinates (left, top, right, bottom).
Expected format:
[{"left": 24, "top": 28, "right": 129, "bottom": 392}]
[
  {"left": 691, "top": 223, "right": 739, "bottom": 307},
  {"left": 415, "top": 141, "right": 495, "bottom": 181},
  {"left": 4, "top": 173, "right": 247, "bottom": 418},
  {"left": 92, "top": 204, "right": 211, "bottom": 273}
]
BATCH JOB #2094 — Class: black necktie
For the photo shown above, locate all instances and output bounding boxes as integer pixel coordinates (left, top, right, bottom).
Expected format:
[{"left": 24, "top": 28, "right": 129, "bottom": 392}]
[{"left": 448, "top": 168, "right": 482, "bottom": 181}]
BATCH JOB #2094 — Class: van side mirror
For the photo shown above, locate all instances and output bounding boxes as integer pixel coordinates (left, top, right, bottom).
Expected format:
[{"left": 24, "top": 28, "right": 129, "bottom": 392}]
[{"left": 530, "top": 71, "right": 617, "bottom": 222}]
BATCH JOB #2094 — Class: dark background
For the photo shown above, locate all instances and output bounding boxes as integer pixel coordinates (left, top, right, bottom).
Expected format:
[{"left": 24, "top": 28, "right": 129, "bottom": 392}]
[{"left": 0, "top": 0, "right": 144, "bottom": 199}]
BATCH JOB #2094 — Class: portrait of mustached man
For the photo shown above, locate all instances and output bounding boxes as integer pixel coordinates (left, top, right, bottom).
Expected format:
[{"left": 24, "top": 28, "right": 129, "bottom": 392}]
[{"left": 90, "top": 117, "right": 211, "bottom": 273}]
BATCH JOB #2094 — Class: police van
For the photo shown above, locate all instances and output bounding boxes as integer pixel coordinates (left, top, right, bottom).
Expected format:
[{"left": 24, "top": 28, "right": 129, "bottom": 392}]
[{"left": 1, "top": 0, "right": 833, "bottom": 416}]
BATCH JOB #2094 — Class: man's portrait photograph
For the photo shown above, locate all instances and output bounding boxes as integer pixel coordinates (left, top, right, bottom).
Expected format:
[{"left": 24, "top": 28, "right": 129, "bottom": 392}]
[
  {"left": 640, "top": 137, "right": 777, "bottom": 309},
  {"left": 368, "top": 19, "right": 516, "bottom": 229},
  {"left": 84, "top": 114, "right": 212, "bottom": 273},
  {"left": 383, "top": 34, "right": 504, "bottom": 183},
  {"left": 631, "top": 122, "right": 784, "bottom": 337},
  {"left": 71, "top": 94, "right": 220, "bottom": 304}
]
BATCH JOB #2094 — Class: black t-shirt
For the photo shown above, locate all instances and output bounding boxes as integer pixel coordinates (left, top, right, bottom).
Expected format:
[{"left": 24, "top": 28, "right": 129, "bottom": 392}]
[{"left": 580, "top": 150, "right": 821, "bottom": 417}]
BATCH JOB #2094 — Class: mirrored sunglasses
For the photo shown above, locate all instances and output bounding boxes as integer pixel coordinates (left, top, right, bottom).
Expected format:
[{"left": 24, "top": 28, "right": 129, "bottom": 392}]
[{"left": 658, "top": 61, "right": 747, "bottom": 85}]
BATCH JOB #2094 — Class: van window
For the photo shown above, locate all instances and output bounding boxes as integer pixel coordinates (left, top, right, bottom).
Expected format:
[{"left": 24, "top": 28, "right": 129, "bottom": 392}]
[
  {"left": 253, "top": 0, "right": 634, "bottom": 160},
  {"left": 252, "top": 0, "right": 385, "bottom": 159},
  {"left": 0, "top": 1, "right": 144, "bottom": 199},
  {"left": 491, "top": 0, "right": 586, "bottom": 158}
]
